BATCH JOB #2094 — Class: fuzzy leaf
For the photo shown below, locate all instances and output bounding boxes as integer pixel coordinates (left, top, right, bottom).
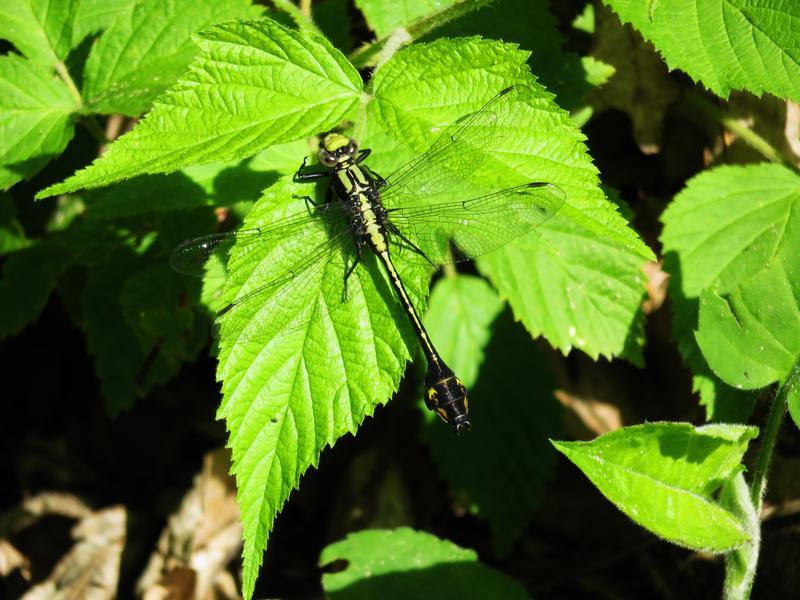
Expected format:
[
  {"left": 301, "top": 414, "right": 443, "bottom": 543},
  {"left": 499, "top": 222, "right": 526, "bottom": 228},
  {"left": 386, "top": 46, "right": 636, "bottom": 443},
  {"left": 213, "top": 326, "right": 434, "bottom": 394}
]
[
  {"left": 605, "top": 0, "right": 800, "bottom": 101},
  {"left": 82, "top": 0, "right": 262, "bottom": 116},
  {"left": 215, "top": 179, "right": 430, "bottom": 599},
  {"left": 38, "top": 18, "right": 363, "bottom": 197},
  {"left": 0, "top": 242, "right": 70, "bottom": 338},
  {"left": 696, "top": 249, "right": 800, "bottom": 390},
  {"left": 320, "top": 528, "right": 528, "bottom": 599},
  {"left": 661, "top": 163, "right": 799, "bottom": 417},
  {"left": 553, "top": 423, "right": 758, "bottom": 551},
  {"left": 0, "top": 54, "right": 78, "bottom": 189},
  {"left": 366, "top": 37, "right": 651, "bottom": 361},
  {"left": 0, "top": 192, "right": 30, "bottom": 254}
]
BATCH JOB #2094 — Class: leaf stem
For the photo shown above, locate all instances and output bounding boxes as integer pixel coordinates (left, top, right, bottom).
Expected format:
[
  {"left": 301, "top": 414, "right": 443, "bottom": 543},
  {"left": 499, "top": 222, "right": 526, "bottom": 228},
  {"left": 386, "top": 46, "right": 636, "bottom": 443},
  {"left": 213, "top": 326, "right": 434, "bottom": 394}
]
[
  {"left": 54, "top": 61, "right": 83, "bottom": 108},
  {"left": 682, "top": 90, "right": 794, "bottom": 167},
  {"left": 749, "top": 360, "right": 799, "bottom": 510},
  {"left": 349, "top": 0, "right": 491, "bottom": 69}
]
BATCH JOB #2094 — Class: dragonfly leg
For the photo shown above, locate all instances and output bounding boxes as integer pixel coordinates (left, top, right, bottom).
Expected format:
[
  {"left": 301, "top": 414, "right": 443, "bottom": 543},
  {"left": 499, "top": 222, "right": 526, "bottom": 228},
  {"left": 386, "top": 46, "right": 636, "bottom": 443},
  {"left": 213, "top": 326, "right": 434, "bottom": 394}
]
[
  {"left": 386, "top": 223, "right": 437, "bottom": 268},
  {"left": 341, "top": 228, "right": 364, "bottom": 302},
  {"left": 355, "top": 148, "right": 372, "bottom": 163},
  {"left": 294, "top": 157, "right": 329, "bottom": 182}
]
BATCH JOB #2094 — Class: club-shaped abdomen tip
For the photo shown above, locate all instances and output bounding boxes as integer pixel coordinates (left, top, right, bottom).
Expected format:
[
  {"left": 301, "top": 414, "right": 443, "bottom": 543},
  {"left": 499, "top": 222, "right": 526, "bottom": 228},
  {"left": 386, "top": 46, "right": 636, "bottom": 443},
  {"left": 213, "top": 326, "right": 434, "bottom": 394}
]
[{"left": 424, "top": 364, "right": 470, "bottom": 433}]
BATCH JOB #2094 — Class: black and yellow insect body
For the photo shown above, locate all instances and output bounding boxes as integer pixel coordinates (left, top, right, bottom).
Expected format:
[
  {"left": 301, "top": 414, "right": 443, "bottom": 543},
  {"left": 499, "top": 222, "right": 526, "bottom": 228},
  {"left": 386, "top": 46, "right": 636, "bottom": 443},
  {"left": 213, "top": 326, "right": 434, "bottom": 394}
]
[
  {"left": 296, "top": 132, "right": 472, "bottom": 432},
  {"left": 171, "top": 86, "right": 566, "bottom": 433}
]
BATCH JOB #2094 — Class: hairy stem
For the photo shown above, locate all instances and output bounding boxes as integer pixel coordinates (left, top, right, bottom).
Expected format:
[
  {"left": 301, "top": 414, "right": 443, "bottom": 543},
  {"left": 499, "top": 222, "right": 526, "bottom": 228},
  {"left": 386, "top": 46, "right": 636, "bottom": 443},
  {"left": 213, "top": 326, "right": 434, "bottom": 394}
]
[{"left": 749, "top": 360, "right": 799, "bottom": 510}]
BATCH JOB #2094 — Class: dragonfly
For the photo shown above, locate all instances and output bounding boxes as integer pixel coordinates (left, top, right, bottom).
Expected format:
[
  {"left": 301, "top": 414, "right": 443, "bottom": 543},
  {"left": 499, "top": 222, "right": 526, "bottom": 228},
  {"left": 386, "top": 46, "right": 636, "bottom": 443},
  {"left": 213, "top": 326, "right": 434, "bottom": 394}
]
[{"left": 170, "top": 85, "right": 566, "bottom": 433}]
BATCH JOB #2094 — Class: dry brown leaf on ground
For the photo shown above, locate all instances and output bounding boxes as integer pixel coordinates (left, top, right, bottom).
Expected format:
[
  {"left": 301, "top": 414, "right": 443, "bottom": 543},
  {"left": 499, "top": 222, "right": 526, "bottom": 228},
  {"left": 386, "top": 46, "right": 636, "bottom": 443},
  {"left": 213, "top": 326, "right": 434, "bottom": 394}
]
[
  {"left": 137, "top": 448, "right": 242, "bottom": 600},
  {"left": 0, "top": 538, "right": 31, "bottom": 580},
  {"left": 21, "top": 506, "right": 126, "bottom": 600},
  {"left": 641, "top": 260, "right": 668, "bottom": 314}
]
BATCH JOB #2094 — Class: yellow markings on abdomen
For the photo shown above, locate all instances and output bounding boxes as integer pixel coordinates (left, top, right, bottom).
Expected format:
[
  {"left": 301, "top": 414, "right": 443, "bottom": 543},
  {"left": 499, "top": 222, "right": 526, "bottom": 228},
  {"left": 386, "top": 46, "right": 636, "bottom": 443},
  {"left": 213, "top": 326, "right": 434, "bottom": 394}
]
[{"left": 358, "top": 193, "right": 387, "bottom": 253}]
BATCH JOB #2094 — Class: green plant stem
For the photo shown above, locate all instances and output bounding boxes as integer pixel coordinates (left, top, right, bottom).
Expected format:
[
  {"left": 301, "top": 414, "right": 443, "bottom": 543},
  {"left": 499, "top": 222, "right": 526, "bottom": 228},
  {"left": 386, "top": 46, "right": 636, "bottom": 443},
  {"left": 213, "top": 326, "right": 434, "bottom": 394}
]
[
  {"left": 55, "top": 61, "right": 83, "bottom": 108},
  {"left": 349, "top": 0, "right": 492, "bottom": 69},
  {"left": 749, "top": 360, "right": 799, "bottom": 510},
  {"left": 273, "top": 0, "right": 323, "bottom": 37},
  {"left": 682, "top": 90, "right": 793, "bottom": 167}
]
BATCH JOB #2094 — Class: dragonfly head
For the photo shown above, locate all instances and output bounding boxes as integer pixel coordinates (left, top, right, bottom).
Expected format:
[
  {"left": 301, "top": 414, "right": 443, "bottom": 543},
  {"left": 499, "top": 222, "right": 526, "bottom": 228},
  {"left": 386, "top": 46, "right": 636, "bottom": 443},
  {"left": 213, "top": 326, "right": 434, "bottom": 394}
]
[
  {"left": 424, "top": 363, "right": 470, "bottom": 434},
  {"left": 319, "top": 133, "right": 358, "bottom": 168}
]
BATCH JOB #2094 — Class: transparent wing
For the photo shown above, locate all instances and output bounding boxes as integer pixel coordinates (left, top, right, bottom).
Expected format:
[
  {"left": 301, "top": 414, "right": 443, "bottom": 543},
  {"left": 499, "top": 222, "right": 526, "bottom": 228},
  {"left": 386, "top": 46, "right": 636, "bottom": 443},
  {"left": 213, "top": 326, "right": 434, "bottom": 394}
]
[
  {"left": 170, "top": 203, "right": 361, "bottom": 342},
  {"left": 380, "top": 85, "right": 532, "bottom": 209},
  {"left": 169, "top": 205, "right": 344, "bottom": 278},
  {"left": 388, "top": 182, "right": 565, "bottom": 265},
  {"left": 215, "top": 228, "right": 354, "bottom": 344}
]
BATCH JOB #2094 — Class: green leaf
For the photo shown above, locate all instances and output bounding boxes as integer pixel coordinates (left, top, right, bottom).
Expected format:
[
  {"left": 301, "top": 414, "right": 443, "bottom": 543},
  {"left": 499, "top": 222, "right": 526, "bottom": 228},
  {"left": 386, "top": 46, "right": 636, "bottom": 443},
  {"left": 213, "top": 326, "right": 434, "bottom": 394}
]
[
  {"left": 696, "top": 251, "right": 800, "bottom": 390},
  {"left": 0, "top": 0, "right": 79, "bottom": 65},
  {"left": 0, "top": 54, "right": 78, "bottom": 189},
  {"left": 82, "top": 252, "right": 205, "bottom": 413},
  {"left": 215, "top": 179, "right": 428, "bottom": 600},
  {"left": 721, "top": 472, "right": 760, "bottom": 600},
  {"left": 355, "top": 0, "right": 467, "bottom": 38},
  {"left": 789, "top": 365, "right": 800, "bottom": 431},
  {"left": 0, "top": 192, "right": 30, "bottom": 254},
  {"left": 424, "top": 0, "right": 615, "bottom": 111},
  {"left": 38, "top": 18, "right": 363, "bottom": 197},
  {"left": 0, "top": 241, "right": 71, "bottom": 338},
  {"left": 422, "top": 276, "right": 503, "bottom": 388},
  {"left": 72, "top": 0, "right": 132, "bottom": 43},
  {"left": 422, "top": 291, "right": 559, "bottom": 555},
  {"left": 82, "top": 0, "right": 262, "bottom": 116},
  {"left": 366, "top": 37, "right": 651, "bottom": 360},
  {"left": 187, "top": 37, "right": 649, "bottom": 597},
  {"left": 319, "top": 528, "right": 528, "bottom": 599},
  {"left": 661, "top": 163, "right": 799, "bottom": 417},
  {"left": 553, "top": 422, "right": 758, "bottom": 551},
  {"left": 604, "top": 0, "right": 800, "bottom": 101}
]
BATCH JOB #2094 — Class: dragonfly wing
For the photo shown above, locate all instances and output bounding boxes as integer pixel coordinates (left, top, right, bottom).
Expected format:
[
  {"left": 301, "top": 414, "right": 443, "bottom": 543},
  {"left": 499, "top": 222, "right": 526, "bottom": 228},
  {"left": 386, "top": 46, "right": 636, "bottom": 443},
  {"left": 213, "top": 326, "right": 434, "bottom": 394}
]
[
  {"left": 169, "top": 204, "right": 348, "bottom": 278},
  {"left": 380, "top": 85, "right": 534, "bottom": 209},
  {"left": 216, "top": 227, "right": 355, "bottom": 345},
  {"left": 387, "top": 182, "right": 565, "bottom": 265}
]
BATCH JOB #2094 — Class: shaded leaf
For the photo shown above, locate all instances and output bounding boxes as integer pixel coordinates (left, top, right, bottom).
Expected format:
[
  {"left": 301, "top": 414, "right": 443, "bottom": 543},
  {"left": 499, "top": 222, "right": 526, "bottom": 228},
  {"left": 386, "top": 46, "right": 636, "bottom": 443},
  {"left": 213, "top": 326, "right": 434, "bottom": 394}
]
[
  {"left": 605, "top": 0, "right": 800, "bottom": 101},
  {"left": 422, "top": 294, "right": 559, "bottom": 555},
  {"left": 0, "top": 242, "right": 71, "bottom": 338}
]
